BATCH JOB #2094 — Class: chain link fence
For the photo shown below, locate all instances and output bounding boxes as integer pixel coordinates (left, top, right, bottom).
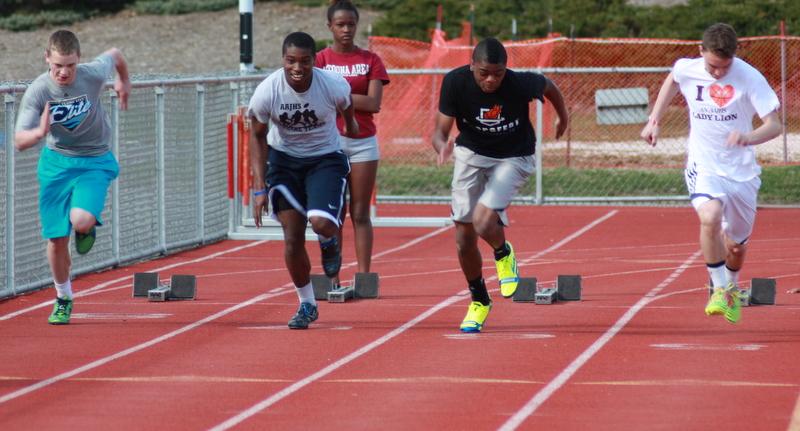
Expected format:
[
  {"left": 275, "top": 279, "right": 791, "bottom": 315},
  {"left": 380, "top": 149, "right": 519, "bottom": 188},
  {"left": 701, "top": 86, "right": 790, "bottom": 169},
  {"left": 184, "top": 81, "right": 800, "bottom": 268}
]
[
  {"left": 2, "top": 34, "right": 798, "bottom": 297},
  {"left": 370, "top": 34, "right": 800, "bottom": 205},
  {"left": 0, "top": 76, "right": 261, "bottom": 299}
]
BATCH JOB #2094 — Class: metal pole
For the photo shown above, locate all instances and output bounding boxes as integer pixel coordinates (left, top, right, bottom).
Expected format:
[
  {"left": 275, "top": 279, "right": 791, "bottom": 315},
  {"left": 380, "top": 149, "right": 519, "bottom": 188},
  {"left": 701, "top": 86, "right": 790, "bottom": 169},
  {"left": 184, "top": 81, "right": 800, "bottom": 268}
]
[
  {"left": 5, "top": 94, "right": 16, "bottom": 295},
  {"left": 239, "top": 0, "right": 255, "bottom": 73},
  {"left": 780, "top": 21, "right": 788, "bottom": 163},
  {"left": 196, "top": 84, "right": 206, "bottom": 242},
  {"left": 155, "top": 87, "right": 167, "bottom": 254},
  {"left": 535, "top": 99, "right": 543, "bottom": 205},
  {"left": 230, "top": 83, "right": 241, "bottom": 233},
  {"left": 512, "top": 18, "right": 517, "bottom": 41},
  {"left": 110, "top": 92, "right": 120, "bottom": 265}
]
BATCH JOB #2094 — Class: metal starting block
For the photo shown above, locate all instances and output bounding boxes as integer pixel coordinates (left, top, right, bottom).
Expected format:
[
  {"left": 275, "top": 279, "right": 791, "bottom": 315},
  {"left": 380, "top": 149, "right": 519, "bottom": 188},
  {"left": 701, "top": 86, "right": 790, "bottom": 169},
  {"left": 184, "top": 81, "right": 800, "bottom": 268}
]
[
  {"left": 311, "top": 272, "right": 380, "bottom": 303},
  {"left": 512, "top": 275, "right": 582, "bottom": 304},
  {"left": 707, "top": 278, "right": 776, "bottom": 307},
  {"left": 132, "top": 272, "right": 197, "bottom": 301}
]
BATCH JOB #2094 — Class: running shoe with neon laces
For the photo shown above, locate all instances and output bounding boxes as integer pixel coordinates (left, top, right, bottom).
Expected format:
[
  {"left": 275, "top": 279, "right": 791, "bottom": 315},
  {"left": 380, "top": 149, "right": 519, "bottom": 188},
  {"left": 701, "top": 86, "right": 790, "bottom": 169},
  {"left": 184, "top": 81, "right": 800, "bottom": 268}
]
[
  {"left": 75, "top": 226, "right": 96, "bottom": 255},
  {"left": 495, "top": 242, "right": 519, "bottom": 298},
  {"left": 288, "top": 302, "right": 319, "bottom": 329},
  {"left": 705, "top": 287, "right": 728, "bottom": 317},
  {"left": 724, "top": 285, "right": 741, "bottom": 324},
  {"left": 320, "top": 237, "right": 341, "bottom": 278},
  {"left": 48, "top": 297, "right": 73, "bottom": 325},
  {"left": 459, "top": 301, "right": 492, "bottom": 333}
]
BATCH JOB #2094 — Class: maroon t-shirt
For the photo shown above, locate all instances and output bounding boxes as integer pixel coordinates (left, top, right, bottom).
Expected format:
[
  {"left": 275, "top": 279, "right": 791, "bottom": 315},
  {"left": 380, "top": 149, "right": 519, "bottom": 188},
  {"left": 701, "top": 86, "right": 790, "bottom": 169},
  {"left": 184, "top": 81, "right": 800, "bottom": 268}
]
[{"left": 316, "top": 46, "right": 390, "bottom": 139}]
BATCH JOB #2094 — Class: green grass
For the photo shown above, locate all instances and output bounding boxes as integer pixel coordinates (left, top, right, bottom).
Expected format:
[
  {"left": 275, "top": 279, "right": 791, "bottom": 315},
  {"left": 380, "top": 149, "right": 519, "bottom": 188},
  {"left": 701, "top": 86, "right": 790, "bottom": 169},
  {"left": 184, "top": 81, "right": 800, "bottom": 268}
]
[
  {"left": 132, "top": 0, "right": 238, "bottom": 15},
  {"left": 0, "top": 10, "right": 86, "bottom": 31},
  {"left": 377, "top": 163, "right": 800, "bottom": 205}
]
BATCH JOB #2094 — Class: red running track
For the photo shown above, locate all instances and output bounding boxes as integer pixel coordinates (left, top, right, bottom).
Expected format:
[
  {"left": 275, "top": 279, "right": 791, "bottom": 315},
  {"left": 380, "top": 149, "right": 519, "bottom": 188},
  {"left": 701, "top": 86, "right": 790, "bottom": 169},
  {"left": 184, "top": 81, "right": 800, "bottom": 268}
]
[{"left": 1, "top": 205, "right": 799, "bottom": 430}]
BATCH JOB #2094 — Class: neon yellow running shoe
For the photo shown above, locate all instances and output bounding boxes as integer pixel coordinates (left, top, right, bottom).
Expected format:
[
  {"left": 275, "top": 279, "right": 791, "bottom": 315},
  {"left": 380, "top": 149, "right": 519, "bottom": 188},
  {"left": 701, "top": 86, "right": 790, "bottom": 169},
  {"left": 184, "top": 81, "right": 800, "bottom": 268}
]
[
  {"left": 724, "top": 286, "right": 741, "bottom": 324},
  {"left": 460, "top": 301, "right": 492, "bottom": 333},
  {"left": 495, "top": 242, "right": 519, "bottom": 298},
  {"left": 705, "top": 287, "right": 727, "bottom": 317}
]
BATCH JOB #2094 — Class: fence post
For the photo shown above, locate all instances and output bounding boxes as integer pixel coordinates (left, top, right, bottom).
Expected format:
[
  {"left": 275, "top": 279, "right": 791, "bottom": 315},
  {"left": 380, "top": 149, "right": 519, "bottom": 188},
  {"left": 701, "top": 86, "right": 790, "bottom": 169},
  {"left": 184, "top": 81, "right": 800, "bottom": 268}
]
[
  {"left": 780, "top": 21, "right": 788, "bottom": 163},
  {"left": 155, "top": 86, "right": 167, "bottom": 254},
  {"left": 110, "top": 92, "right": 121, "bottom": 265},
  {"left": 5, "top": 94, "right": 16, "bottom": 295},
  {"left": 196, "top": 84, "right": 206, "bottom": 242},
  {"left": 535, "top": 99, "right": 543, "bottom": 205},
  {"left": 229, "top": 83, "right": 240, "bottom": 233}
]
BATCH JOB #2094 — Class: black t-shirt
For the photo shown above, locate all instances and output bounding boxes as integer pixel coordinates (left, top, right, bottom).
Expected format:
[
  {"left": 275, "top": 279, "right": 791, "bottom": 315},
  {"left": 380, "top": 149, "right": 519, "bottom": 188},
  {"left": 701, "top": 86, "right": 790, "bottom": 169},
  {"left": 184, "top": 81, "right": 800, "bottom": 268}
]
[{"left": 438, "top": 65, "right": 547, "bottom": 158}]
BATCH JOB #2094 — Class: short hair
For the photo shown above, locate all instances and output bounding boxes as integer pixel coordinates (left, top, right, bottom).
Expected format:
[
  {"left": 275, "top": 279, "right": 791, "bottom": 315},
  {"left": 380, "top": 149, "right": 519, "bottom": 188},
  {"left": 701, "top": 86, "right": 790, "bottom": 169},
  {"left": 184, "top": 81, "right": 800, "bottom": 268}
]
[
  {"left": 47, "top": 29, "right": 80, "bottom": 57},
  {"left": 472, "top": 37, "right": 507, "bottom": 65},
  {"left": 702, "top": 23, "right": 738, "bottom": 58},
  {"left": 327, "top": 0, "right": 359, "bottom": 22},
  {"left": 282, "top": 32, "right": 316, "bottom": 56}
]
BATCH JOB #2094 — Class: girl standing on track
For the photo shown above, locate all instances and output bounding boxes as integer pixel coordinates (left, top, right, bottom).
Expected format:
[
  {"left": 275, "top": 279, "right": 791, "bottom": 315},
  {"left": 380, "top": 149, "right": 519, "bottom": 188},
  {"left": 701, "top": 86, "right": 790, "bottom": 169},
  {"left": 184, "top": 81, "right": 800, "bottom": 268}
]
[{"left": 316, "top": 0, "right": 390, "bottom": 275}]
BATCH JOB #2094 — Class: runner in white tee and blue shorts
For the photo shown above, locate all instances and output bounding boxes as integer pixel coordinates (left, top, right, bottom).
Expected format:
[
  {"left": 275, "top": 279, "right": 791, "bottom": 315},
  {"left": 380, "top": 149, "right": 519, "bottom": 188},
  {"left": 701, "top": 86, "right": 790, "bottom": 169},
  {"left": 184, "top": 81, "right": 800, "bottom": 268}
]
[
  {"left": 248, "top": 32, "right": 359, "bottom": 330},
  {"left": 641, "top": 23, "right": 781, "bottom": 324}
]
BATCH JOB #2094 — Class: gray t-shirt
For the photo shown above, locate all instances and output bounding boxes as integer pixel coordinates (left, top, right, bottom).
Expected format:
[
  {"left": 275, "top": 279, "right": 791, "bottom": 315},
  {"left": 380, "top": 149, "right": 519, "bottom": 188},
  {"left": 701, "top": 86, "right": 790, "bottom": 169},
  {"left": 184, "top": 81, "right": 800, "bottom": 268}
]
[
  {"left": 15, "top": 54, "right": 114, "bottom": 157},
  {"left": 247, "top": 67, "right": 351, "bottom": 158}
]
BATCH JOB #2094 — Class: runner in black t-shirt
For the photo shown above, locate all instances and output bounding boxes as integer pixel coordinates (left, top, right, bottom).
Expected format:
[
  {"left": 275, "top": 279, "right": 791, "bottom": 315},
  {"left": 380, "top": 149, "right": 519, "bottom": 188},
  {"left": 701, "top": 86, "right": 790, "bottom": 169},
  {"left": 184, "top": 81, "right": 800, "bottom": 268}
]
[{"left": 432, "top": 37, "right": 569, "bottom": 333}]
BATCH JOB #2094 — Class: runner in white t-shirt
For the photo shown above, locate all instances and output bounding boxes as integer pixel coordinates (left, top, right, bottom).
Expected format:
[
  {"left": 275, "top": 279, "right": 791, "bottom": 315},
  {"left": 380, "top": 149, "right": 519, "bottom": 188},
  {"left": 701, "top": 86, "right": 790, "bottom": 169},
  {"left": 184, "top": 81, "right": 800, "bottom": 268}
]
[
  {"left": 641, "top": 23, "right": 781, "bottom": 324},
  {"left": 248, "top": 32, "right": 359, "bottom": 330}
]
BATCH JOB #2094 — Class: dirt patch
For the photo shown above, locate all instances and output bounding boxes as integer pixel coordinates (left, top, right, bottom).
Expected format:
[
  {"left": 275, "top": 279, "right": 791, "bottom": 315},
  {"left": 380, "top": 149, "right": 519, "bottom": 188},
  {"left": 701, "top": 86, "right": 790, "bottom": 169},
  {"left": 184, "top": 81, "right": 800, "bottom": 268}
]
[{"left": 0, "top": 3, "right": 382, "bottom": 82}]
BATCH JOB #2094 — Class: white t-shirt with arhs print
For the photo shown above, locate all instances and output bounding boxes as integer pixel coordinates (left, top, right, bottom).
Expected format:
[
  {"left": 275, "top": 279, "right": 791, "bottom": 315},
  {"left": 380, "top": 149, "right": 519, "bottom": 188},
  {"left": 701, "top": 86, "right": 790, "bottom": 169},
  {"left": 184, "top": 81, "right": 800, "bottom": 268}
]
[{"left": 672, "top": 57, "right": 780, "bottom": 181}]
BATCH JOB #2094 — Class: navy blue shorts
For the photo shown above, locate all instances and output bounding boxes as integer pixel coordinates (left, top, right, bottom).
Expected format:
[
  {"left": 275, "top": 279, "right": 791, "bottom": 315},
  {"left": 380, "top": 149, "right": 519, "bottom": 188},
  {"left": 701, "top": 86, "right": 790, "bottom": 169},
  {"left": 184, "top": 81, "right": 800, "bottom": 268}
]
[{"left": 266, "top": 148, "right": 350, "bottom": 226}]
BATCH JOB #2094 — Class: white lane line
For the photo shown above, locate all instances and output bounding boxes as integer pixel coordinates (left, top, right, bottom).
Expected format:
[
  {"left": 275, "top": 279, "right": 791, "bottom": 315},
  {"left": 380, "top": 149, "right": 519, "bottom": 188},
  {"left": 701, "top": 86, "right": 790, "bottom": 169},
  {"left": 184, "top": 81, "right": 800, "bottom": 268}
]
[
  {"left": 209, "top": 211, "right": 616, "bottom": 431},
  {"left": 0, "top": 240, "right": 268, "bottom": 321},
  {"left": 0, "top": 292, "right": 271, "bottom": 405},
  {"left": 444, "top": 333, "right": 555, "bottom": 340},
  {"left": 0, "top": 227, "right": 453, "bottom": 405},
  {"left": 498, "top": 249, "right": 702, "bottom": 431},
  {"left": 788, "top": 390, "right": 800, "bottom": 431},
  {"left": 72, "top": 313, "right": 171, "bottom": 320},
  {"left": 650, "top": 343, "right": 765, "bottom": 351}
]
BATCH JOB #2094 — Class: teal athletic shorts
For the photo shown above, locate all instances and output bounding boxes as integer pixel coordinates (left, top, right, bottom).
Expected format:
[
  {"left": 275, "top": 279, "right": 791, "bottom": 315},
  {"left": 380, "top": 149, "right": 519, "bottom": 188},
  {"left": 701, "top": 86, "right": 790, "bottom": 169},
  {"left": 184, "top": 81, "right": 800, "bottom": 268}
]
[{"left": 37, "top": 147, "right": 119, "bottom": 239}]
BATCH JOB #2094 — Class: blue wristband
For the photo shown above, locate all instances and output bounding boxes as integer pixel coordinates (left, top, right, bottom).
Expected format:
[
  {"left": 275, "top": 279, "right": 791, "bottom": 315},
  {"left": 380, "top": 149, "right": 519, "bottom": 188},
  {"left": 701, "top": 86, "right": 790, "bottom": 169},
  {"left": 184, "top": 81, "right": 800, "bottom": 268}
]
[{"left": 253, "top": 189, "right": 267, "bottom": 196}]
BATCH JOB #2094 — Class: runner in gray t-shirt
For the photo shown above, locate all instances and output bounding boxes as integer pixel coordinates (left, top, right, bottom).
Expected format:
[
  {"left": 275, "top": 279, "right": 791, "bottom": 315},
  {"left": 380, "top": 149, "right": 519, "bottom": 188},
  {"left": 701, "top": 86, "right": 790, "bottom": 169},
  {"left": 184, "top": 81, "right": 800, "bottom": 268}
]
[
  {"left": 248, "top": 32, "right": 358, "bottom": 330},
  {"left": 13, "top": 30, "right": 130, "bottom": 325}
]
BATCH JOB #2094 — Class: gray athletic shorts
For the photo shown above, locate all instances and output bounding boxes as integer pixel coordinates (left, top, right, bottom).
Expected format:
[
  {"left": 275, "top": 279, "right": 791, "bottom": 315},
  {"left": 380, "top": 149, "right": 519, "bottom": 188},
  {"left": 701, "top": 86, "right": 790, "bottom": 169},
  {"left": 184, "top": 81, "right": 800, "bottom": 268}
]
[
  {"left": 450, "top": 145, "right": 534, "bottom": 226},
  {"left": 340, "top": 135, "right": 379, "bottom": 163}
]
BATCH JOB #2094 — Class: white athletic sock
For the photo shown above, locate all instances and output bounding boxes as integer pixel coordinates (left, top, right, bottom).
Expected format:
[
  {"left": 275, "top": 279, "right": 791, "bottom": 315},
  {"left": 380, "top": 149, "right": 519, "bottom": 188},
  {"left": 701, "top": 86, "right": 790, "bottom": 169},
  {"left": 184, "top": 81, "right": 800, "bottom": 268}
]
[
  {"left": 54, "top": 279, "right": 73, "bottom": 300},
  {"left": 296, "top": 282, "right": 316, "bottom": 306},
  {"left": 725, "top": 266, "right": 740, "bottom": 288},
  {"left": 707, "top": 262, "right": 727, "bottom": 288}
]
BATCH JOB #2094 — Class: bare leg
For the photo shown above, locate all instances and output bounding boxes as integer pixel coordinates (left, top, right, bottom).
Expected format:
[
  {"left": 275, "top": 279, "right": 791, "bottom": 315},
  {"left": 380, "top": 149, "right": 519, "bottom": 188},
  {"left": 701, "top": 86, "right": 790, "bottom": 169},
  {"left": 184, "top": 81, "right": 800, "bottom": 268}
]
[
  {"left": 725, "top": 235, "right": 748, "bottom": 271},
  {"left": 276, "top": 209, "right": 311, "bottom": 287},
  {"left": 472, "top": 203, "right": 505, "bottom": 250},
  {"left": 347, "top": 160, "right": 378, "bottom": 273},
  {"left": 455, "top": 222, "right": 482, "bottom": 281},
  {"left": 47, "top": 236, "right": 71, "bottom": 284},
  {"left": 70, "top": 207, "right": 96, "bottom": 234},
  {"left": 696, "top": 199, "right": 726, "bottom": 263}
]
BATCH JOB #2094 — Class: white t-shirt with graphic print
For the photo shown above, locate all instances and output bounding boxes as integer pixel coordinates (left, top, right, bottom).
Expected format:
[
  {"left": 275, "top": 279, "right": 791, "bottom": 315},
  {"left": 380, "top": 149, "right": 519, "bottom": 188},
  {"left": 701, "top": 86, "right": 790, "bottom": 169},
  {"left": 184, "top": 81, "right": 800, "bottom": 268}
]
[
  {"left": 672, "top": 57, "right": 780, "bottom": 181},
  {"left": 247, "top": 67, "right": 351, "bottom": 158}
]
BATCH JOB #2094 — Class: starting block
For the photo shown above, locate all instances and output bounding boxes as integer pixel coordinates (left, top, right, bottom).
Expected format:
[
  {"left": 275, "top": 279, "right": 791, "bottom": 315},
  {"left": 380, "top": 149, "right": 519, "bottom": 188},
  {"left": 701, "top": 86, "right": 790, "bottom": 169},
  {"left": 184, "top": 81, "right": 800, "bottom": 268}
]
[
  {"left": 132, "top": 272, "right": 197, "bottom": 301},
  {"left": 708, "top": 278, "right": 776, "bottom": 307},
  {"left": 513, "top": 275, "right": 582, "bottom": 304},
  {"left": 311, "top": 272, "right": 379, "bottom": 303}
]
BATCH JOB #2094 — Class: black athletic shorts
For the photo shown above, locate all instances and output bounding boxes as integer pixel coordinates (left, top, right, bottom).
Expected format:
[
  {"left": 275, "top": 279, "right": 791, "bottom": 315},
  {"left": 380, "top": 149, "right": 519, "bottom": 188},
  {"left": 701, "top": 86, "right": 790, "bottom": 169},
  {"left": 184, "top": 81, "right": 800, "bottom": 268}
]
[{"left": 266, "top": 148, "right": 350, "bottom": 226}]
